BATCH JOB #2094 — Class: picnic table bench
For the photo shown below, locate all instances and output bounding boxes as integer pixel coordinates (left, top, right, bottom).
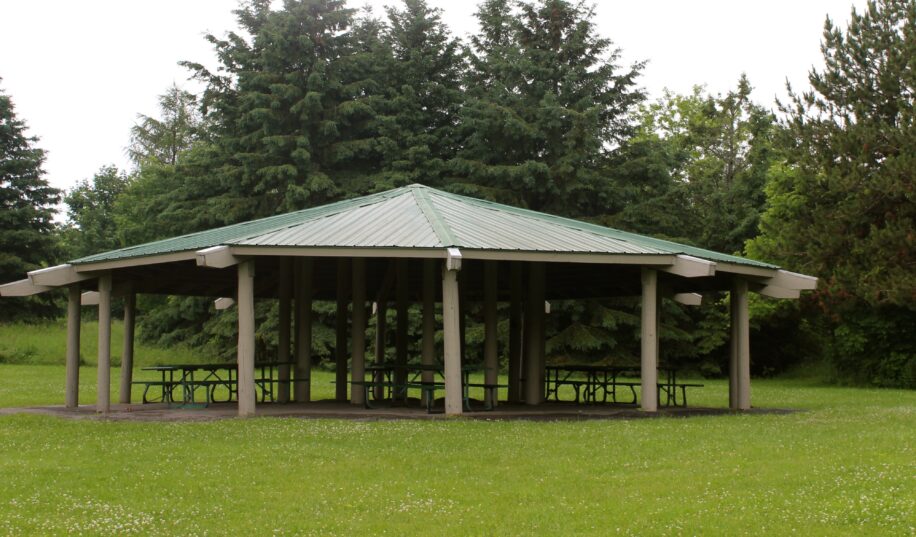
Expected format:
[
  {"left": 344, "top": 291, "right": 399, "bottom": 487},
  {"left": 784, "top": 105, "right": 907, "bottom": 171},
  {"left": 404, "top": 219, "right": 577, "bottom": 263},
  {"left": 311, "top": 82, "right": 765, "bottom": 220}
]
[
  {"left": 135, "top": 362, "right": 291, "bottom": 406},
  {"left": 546, "top": 364, "right": 703, "bottom": 407},
  {"left": 360, "top": 363, "right": 505, "bottom": 413}
]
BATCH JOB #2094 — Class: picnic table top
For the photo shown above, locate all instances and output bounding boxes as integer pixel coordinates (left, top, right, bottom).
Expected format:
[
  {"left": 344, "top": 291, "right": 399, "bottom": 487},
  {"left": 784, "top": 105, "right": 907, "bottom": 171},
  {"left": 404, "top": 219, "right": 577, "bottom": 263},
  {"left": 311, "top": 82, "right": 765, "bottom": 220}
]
[{"left": 141, "top": 361, "right": 293, "bottom": 372}]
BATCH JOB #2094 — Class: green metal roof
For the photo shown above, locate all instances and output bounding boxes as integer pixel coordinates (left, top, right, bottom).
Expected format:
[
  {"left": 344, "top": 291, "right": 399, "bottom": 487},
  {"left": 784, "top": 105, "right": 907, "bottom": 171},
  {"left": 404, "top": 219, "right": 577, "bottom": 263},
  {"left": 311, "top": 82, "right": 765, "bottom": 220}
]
[{"left": 71, "top": 184, "right": 777, "bottom": 269}]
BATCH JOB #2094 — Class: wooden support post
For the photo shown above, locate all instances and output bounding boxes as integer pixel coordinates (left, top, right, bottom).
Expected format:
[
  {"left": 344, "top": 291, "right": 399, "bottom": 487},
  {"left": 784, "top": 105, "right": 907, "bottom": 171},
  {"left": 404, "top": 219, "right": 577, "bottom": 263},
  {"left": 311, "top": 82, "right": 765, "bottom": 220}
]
[
  {"left": 65, "top": 283, "right": 81, "bottom": 409},
  {"left": 458, "top": 270, "right": 467, "bottom": 361},
  {"left": 336, "top": 259, "right": 351, "bottom": 402},
  {"left": 277, "top": 258, "right": 292, "bottom": 403},
  {"left": 374, "top": 299, "right": 387, "bottom": 401},
  {"left": 735, "top": 278, "right": 751, "bottom": 410},
  {"left": 96, "top": 274, "right": 112, "bottom": 413},
  {"left": 483, "top": 261, "right": 498, "bottom": 408},
  {"left": 508, "top": 263, "right": 523, "bottom": 403},
  {"left": 237, "top": 260, "right": 256, "bottom": 417},
  {"left": 524, "top": 263, "right": 545, "bottom": 405},
  {"left": 729, "top": 281, "right": 739, "bottom": 410},
  {"left": 118, "top": 286, "right": 135, "bottom": 405},
  {"left": 295, "top": 258, "right": 313, "bottom": 403},
  {"left": 442, "top": 263, "right": 462, "bottom": 415},
  {"left": 640, "top": 268, "right": 658, "bottom": 412},
  {"left": 351, "top": 259, "right": 367, "bottom": 405},
  {"left": 395, "top": 259, "right": 409, "bottom": 398},
  {"left": 421, "top": 259, "right": 436, "bottom": 405}
]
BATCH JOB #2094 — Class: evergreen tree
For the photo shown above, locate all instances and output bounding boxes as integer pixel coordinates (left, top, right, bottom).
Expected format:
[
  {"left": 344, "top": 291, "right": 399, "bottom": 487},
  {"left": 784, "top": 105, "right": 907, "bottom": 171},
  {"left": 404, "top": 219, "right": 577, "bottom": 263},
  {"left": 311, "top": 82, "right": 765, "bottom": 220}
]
[
  {"left": 453, "top": 0, "right": 644, "bottom": 215},
  {"left": 748, "top": 0, "right": 916, "bottom": 386},
  {"left": 376, "top": 0, "right": 466, "bottom": 188},
  {"left": 128, "top": 84, "right": 201, "bottom": 167},
  {"left": 0, "top": 81, "right": 60, "bottom": 320},
  {"left": 182, "top": 0, "right": 389, "bottom": 220}
]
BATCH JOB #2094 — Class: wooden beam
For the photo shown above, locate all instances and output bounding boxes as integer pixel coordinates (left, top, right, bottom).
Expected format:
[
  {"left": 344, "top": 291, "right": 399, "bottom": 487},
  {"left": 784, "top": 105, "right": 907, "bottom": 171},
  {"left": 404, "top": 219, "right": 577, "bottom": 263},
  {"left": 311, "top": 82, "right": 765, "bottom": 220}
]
[
  {"left": 753, "top": 285, "right": 801, "bottom": 299},
  {"left": 214, "top": 297, "right": 235, "bottom": 310},
  {"left": 72, "top": 251, "right": 197, "bottom": 272},
  {"left": 0, "top": 278, "right": 53, "bottom": 296},
  {"left": 660, "top": 255, "right": 716, "bottom": 278},
  {"left": 29, "top": 264, "right": 93, "bottom": 287},
  {"left": 446, "top": 247, "right": 462, "bottom": 271},
  {"left": 672, "top": 292, "right": 703, "bottom": 306},
  {"left": 196, "top": 245, "right": 241, "bottom": 269},
  {"left": 80, "top": 291, "right": 100, "bottom": 306},
  {"left": 767, "top": 269, "right": 818, "bottom": 290}
]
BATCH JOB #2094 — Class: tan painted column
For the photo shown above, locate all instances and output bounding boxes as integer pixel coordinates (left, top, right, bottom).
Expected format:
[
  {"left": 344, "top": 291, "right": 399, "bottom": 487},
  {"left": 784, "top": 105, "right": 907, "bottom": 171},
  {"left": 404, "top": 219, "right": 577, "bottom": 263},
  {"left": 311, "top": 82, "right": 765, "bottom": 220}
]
[
  {"left": 351, "top": 258, "right": 367, "bottom": 405},
  {"left": 277, "top": 258, "right": 292, "bottom": 403},
  {"left": 237, "top": 260, "right": 256, "bottom": 417},
  {"left": 508, "top": 263, "right": 523, "bottom": 403},
  {"left": 65, "top": 283, "right": 81, "bottom": 409},
  {"left": 524, "top": 263, "right": 545, "bottom": 405},
  {"left": 729, "top": 280, "right": 739, "bottom": 410},
  {"left": 335, "top": 259, "right": 351, "bottom": 402},
  {"left": 395, "top": 259, "right": 409, "bottom": 396},
  {"left": 640, "top": 268, "right": 659, "bottom": 412},
  {"left": 442, "top": 263, "right": 463, "bottom": 415},
  {"left": 295, "top": 258, "right": 313, "bottom": 402},
  {"left": 374, "top": 299, "right": 387, "bottom": 400},
  {"left": 421, "top": 259, "right": 436, "bottom": 404},
  {"left": 96, "top": 274, "right": 112, "bottom": 413},
  {"left": 118, "top": 286, "right": 136, "bottom": 404},
  {"left": 734, "top": 277, "right": 751, "bottom": 410},
  {"left": 483, "top": 261, "right": 499, "bottom": 408}
]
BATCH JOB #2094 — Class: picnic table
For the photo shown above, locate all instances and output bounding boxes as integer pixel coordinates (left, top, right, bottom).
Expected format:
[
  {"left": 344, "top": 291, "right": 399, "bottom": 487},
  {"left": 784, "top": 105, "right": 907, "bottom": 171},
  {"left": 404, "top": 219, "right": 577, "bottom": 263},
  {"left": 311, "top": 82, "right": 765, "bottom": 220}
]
[
  {"left": 545, "top": 364, "right": 703, "bottom": 407},
  {"left": 359, "top": 363, "right": 503, "bottom": 413},
  {"left": 136, "top": 362, "right": 291, "bottom": 406}
]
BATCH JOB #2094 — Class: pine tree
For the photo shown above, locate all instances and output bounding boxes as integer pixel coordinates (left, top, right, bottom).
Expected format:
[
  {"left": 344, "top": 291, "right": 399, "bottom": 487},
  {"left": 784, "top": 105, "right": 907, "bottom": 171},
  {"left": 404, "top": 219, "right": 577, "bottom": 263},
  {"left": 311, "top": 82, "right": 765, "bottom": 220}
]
[
  {"left": 182, "top": 0, "right": 389, "bottom": 220},
  {"left": 375, "top": 0, "right": 466, "bottom": 189},
  {"left": 453, "top": 0, "right": 644, "bottom": 215},
  {"left": 747, "top": 0, "right": 916, "bottom": 386},
  {"left": 128, "top": 84, "right": 201, "bottom": 167},
  {"left": 0, "top": 82, "right": 60, "bottom": 320}
]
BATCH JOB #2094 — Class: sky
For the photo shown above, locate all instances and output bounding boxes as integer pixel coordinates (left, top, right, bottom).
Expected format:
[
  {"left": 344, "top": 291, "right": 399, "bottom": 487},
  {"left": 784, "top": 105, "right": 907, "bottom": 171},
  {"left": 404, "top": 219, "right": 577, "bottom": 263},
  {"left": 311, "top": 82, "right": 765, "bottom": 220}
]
[{"left": 0, "top": 0, "right": 865, "bottom": 196}]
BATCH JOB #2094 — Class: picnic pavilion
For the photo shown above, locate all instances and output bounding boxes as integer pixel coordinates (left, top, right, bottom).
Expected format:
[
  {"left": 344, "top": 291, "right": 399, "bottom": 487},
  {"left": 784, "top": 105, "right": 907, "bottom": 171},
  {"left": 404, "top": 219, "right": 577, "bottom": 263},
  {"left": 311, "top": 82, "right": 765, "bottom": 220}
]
[{"left": 0, "top": 184, "right": 817, "bottom": 417}]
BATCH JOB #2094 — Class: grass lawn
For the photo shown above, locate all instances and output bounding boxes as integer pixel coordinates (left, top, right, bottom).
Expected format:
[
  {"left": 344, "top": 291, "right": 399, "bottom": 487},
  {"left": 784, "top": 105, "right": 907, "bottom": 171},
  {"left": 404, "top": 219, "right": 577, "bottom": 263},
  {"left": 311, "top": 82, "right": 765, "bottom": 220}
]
[{"left": 0, "top": 321, "right": 913, "bottom": 535}]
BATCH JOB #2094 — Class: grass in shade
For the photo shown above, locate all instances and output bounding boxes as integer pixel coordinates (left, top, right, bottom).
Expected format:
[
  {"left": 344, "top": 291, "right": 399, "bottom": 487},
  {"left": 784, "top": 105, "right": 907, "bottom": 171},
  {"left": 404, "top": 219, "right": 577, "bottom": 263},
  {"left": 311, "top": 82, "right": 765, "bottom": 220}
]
[{"left": 0, "top": 321, "right": 913, "bottom": 535}]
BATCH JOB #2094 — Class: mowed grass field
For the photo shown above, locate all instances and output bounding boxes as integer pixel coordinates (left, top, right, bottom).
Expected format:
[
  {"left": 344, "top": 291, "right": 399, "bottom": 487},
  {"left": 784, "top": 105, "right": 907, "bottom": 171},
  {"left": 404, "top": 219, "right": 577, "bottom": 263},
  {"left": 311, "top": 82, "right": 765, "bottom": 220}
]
[{"left": 0, "top": 323, "right": 914, "bottom": 535}]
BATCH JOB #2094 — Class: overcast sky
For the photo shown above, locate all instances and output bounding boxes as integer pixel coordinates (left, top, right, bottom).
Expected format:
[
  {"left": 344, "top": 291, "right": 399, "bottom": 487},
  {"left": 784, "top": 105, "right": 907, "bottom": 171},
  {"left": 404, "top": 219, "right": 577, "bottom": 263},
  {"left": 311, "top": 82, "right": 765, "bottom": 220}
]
[{"left": 1, "top": 0, "right": 864, "bottom": 195}]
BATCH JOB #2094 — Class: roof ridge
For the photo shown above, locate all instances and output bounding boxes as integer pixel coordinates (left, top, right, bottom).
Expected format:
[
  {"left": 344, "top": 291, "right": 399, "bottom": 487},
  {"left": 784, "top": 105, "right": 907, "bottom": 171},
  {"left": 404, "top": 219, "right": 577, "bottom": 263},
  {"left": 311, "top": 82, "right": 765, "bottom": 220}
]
[
  {"left": 411, "top": 186, "right": 456, "bottom": 247},
  {"left": 226, "top": 187, "right": 410, "bottom": 243},
  {"left": 70, "top": 187, "right": 410, "bottom": 264},
  {"left": 425, "top": 187, "right": 776, "bottom": 268}
]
